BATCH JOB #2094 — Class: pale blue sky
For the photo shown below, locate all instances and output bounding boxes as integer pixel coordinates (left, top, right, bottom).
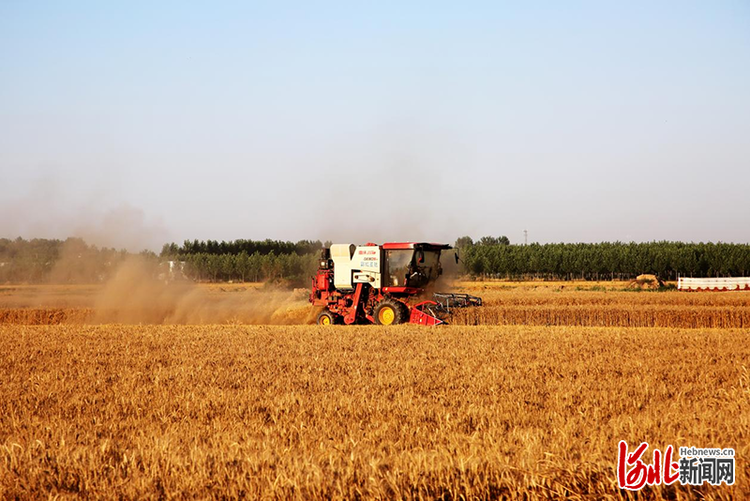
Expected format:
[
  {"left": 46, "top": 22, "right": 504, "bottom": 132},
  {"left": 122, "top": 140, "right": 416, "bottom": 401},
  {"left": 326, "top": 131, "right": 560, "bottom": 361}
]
[{"left": 1, "top": 1, "right": 749, "bottom": 250}]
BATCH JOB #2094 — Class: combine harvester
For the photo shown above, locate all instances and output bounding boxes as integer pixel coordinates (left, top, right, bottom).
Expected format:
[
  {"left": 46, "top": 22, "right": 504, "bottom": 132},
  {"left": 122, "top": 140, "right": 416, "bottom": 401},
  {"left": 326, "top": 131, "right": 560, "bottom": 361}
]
[
  {"left": 310, "top": 242, "right": 482, "bottom": 325},
  {"left": 677, "top": 276, "right": 750, "bottom": 292}
]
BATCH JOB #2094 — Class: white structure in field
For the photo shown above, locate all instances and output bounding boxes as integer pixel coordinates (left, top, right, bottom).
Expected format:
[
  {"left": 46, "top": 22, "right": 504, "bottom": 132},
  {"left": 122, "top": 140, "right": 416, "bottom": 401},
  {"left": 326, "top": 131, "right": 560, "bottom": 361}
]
[
  {"left": 157, "top": 260, "right": 188, "bottom": 282},
  {"left": 678, "top": 277, "right": 750, "bottom": 291}
]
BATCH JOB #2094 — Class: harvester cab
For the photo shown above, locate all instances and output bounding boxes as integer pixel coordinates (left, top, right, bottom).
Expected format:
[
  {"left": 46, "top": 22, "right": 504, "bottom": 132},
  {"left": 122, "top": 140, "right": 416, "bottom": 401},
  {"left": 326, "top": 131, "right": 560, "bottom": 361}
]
[{"left": 310, "top": 242, "right": 482, "bottom": 326}]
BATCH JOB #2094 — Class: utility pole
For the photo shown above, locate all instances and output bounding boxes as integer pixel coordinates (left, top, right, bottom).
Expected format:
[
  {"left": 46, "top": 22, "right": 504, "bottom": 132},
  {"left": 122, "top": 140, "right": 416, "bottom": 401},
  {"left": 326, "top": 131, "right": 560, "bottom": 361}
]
[{"left": 524, "top": 230, "right": 528, "bottom": 245}]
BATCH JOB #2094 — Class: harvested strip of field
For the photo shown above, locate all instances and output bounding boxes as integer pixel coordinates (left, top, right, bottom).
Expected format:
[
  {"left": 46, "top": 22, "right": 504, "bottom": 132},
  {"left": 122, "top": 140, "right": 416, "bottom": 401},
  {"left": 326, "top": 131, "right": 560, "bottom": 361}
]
[
  {"left": 0, "top": 305, "right": 313, "bottom": 326},
  {"left": 0, "top": 308, "right": 93, "bottom": 325},
  {"left": 3, "top": 303, "right": 750, "bottom": 329},
  {"left": 472, "top": 290, "right": 750, "bottom": 308},
  {"left": 1, "top": 325, "right": 747, "bottom": 499},
  {"left": 451, "top": 304, "right": 750, "bottom": 328},
  {"left": 0, "top": 285, "right": 101, "bottom": 309}
]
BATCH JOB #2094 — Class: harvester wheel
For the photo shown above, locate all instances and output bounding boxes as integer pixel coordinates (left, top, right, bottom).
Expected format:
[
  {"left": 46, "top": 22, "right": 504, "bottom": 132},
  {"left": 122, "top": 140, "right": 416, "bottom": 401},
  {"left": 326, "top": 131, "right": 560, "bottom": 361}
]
[
  {"left": 316, "top": 310, "right": 337, "bottom": 326},
  {"left": 374, "top": 300, "right": 406, "bottom": 325}
]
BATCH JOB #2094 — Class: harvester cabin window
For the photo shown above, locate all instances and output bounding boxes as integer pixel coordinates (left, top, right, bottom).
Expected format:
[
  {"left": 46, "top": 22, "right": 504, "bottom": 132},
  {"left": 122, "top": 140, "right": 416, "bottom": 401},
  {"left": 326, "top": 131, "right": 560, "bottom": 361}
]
[
  {"left": 409, "top": 250, "right": 441, "bottom": 288},
  {"left": 385, "top": 250, "right": 413, "bottom": 287},
  {"left": 417, "top": 250, "right": 440, "bottom": 280}
]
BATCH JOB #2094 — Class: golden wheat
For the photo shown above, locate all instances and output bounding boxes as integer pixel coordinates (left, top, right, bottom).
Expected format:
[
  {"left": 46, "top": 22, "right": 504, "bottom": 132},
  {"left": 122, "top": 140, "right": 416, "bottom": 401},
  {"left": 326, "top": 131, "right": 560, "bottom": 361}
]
[
  {"left": 1, "top": 324, "right": 747, "bottom": 499},
  {"left": 0, "top": 308, "right": 92, "bottom": 325},
  {"left": 451, "top": 305, "right": 750, "bottom": 328}
]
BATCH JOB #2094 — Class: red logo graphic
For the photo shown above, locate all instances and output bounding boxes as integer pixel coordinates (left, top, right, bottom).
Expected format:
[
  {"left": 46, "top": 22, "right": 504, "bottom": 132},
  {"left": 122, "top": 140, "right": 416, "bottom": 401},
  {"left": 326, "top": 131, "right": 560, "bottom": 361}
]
[{"left": 618, "top": 441, "right": 679, "bottom": 490}]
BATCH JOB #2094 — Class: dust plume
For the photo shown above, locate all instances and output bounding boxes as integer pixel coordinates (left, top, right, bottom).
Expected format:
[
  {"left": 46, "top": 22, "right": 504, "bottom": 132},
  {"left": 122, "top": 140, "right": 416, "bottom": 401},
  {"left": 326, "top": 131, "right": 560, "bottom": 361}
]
[
  {"left": 0, "top": 174, "right": 168, "bottom": 252},
  {"left": 420, "top": 248, "right": 461, "bottom": 299},
  {"left": 74, "top": 204, "right": 167, "bottom": 253},
  {"left": 91, "top": 257, "right": 316, "bottom": 325}
]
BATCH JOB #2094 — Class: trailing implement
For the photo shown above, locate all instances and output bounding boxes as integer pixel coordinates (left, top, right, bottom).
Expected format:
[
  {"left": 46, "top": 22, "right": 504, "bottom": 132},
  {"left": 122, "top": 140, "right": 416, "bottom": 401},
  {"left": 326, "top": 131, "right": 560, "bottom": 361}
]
[{"left": 310, "top": 242, "right": 482, "bottom": 325}]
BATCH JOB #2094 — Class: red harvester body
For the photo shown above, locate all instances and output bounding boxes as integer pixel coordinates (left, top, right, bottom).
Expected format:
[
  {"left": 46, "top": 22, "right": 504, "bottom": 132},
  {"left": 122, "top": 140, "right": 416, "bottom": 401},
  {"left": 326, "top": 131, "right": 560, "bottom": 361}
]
[{"left": 310, "top": 242, "right": 481, "bottom": 325}]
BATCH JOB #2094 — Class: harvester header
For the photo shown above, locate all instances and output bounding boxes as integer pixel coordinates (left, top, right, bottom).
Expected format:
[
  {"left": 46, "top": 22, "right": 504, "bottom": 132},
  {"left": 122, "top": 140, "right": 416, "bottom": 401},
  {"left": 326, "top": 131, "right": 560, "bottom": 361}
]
[{"left": 310, "top": 242, "right": 482, "bottom": 325}]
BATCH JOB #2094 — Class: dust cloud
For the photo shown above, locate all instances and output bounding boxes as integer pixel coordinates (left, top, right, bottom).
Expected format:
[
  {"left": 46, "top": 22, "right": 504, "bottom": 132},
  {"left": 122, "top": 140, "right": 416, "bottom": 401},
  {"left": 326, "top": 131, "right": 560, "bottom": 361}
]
[
  {"left": 421, "top": 250, "right": 461, "bottom": 298},
  {"left": 91, "top": 257, "right": 317, "bottom": 325},
  {"left": 0, "top": 174, "right": 168, "bottom": 252},
  {"left": 6, "top": 245, "right": 465, "bottom": 325}
]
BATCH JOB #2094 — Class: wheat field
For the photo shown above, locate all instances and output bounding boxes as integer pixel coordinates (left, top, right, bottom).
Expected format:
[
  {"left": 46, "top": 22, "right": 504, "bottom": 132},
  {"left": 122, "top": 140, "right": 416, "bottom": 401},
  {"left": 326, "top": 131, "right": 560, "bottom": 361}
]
[
  {"left": 1, "top": 323, "right": 748, "bottom": 499},
  {"left": 451, "top": 284, "right": 750, "bottom": 329},
  {"left": 3, "top": 281, "right": 750, "bottom": 329}
]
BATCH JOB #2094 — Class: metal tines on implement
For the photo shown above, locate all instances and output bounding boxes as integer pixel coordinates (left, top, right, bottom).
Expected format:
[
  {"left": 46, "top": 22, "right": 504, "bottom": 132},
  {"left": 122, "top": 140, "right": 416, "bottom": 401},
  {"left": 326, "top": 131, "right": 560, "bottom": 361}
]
[{"left": 432, "top": 293, "right": 483, "bottom": 313}]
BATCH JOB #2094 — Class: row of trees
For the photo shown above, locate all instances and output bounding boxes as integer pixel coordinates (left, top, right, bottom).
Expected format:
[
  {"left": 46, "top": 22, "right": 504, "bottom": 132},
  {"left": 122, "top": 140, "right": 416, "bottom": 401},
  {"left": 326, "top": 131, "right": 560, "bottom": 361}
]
[
  {"left": 456, "top": 240, "right": 750, "bottom": 280},
  {"left": 161, "top": 239, "right": 325, "bottom": 258},
  {"left": 0, "top": 237, "right": 134, "bottom": 283},
  {"left": 455, "top": 235, "right": 510, "bottom": 248},
  {"left": 179, "top": 252, "right": 318, "bottom": 283},
  {"left": 0, "top": 237, "right": 318, "bottom": 285},
  {"left": 4, "top": 236, "right": 750, "bottom": 284}
]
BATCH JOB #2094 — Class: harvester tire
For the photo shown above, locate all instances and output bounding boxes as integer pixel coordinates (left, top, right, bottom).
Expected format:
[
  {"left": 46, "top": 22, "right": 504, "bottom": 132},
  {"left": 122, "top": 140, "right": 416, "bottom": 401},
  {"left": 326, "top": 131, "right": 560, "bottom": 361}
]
[
  {"left": 374, "top": 300, "right": 406, "bottom": 325},
  {"left": 396, "top": 301, "right": 410, "bottom": 322},
  {"left": 316, "top": 310, "right": 337, "bottom": 326}
]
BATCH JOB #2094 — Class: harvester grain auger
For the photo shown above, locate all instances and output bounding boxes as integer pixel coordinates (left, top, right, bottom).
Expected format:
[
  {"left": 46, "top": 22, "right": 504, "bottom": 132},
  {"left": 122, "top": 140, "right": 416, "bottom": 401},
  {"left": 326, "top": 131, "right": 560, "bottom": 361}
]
[{"left": 309, "top": 242, "right": 482, "bottom": 325}]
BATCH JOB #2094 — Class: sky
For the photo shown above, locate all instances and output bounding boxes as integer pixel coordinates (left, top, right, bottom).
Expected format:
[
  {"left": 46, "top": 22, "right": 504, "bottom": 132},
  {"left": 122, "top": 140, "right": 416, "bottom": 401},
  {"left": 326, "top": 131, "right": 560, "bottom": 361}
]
[{"left": 1, "top": 1, "right": 749, "bottom": 251}]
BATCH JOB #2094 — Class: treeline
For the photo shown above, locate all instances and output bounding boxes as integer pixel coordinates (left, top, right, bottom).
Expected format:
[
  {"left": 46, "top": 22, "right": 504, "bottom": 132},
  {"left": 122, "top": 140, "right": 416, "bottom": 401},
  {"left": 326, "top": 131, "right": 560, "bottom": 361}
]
[
  {"left": 160, "top": 238, "right": 325, "bottom": 284},
  {"left": 5, "top": 236, "right": 750, "bottom": 284},
  {"left": 0, "top": 237, "right": 321, "bottom": 285},
  {"left": 457, "top": 240, "right": 750, "bottom": 280},
  {"left": 180, "top": 252, "right": 318, "bottom": 283},
  {"left": 161, "top": 239, "right": 325, "bottom": 258},
  {"left": 0, "top": 237, "right": 135, "bottom": 283}
]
